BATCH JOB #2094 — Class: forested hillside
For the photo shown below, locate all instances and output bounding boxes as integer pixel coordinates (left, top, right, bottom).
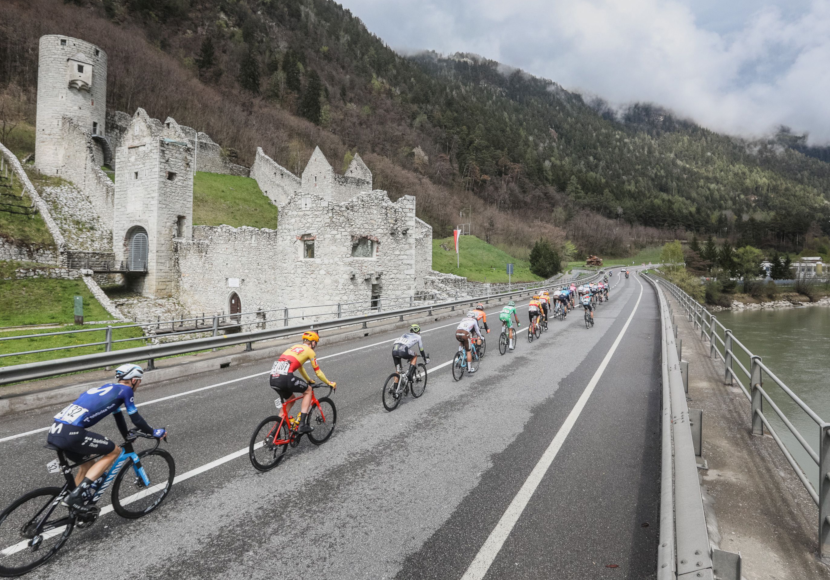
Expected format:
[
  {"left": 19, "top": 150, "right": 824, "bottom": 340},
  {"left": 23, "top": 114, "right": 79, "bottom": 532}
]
[{"left": 1, "top": 0, "right": 828, "bottom": 258}]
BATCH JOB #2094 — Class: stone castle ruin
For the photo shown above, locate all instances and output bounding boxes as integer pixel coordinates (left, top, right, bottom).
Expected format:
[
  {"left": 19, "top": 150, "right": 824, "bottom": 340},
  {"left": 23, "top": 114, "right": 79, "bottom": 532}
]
[{"left": 24, "top": 34, "right": 460, "bottom": 322}]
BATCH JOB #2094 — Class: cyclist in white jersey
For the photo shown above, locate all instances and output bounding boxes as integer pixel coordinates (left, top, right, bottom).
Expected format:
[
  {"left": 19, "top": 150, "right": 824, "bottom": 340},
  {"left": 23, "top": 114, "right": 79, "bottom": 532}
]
[
  {"left": 455, "top": 312, "right": 482, "bottom": 374},
  {"left": 392, "top": 324, "right": 429, "bottom": 386}
]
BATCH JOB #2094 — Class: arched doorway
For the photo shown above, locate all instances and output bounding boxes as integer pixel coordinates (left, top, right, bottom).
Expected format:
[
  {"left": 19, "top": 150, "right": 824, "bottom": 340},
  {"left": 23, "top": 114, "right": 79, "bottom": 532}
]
[
  {"left": 229, "top": 292, "right": 242, "bottom": 323},
  {"left": 126, "top": 227, "right": 149, "bottom": 272}
]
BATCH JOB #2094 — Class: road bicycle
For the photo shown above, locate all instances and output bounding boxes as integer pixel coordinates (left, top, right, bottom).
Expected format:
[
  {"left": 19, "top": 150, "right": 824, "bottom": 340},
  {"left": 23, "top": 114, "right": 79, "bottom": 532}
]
[
  {"left": 584, "top": 307, "right": 595, "bottom": 329},
  {"left": 498, "top": 322, "right": 516, "bottom": 355},
  {"left": 249, "top": 384, "right": 337, "bottom": 472},
  {"left": 452, "top": 339, "right": 481, "bottom": 381},
  {"left": 382, "top": 357, "right": 429, "bottom": 411},
  {"left": 540, "top": 314, "right": 549, "bottom": 332},
  {"left": 0, "top": 430, "right": 174, "bottom": 577},
  {"left": 527, "top": 317, "right": 542, "bottom": 343}
]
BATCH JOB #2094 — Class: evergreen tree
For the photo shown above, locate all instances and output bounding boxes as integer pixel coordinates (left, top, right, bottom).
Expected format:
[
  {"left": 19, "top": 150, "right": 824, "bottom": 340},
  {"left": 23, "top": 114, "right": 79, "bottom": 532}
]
[
  {"left": 282, "top": 50, "right": 302, "bottom": 94},
  {"left": 701, "top": 235, "right": 718, "bottom": 271},
  {"left": 299, "top": 70, "right": 322, "bottom": 124},
  {"left": 238, "top": 46, "right": 260, "bottom": 94},
  {"left": 689, "top": 234, "right": 701, "bottom": 254},
  {"left": 566, "top": 176, "right": 584, "bottom": 203},
  {"left": 718, "top": 241, "right": 736, "bottom": 276},
  {"left": 529, "top": 239, "right": 562, "bottom": 279},
  {"left": 196, "top": 36, "right": 216, "bottom": 77}
]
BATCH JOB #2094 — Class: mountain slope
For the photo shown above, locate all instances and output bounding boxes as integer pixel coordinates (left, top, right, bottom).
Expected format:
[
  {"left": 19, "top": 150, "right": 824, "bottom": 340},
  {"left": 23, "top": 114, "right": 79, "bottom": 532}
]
[{"left": 1, "top": 0, "right": 828, "bottom": 256}]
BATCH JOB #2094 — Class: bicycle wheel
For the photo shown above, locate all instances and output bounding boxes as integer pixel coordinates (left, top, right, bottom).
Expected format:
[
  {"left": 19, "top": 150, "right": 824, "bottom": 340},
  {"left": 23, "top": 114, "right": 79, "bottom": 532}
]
[
  {"left": 307, "top": 398, "right": 337, "bottom": 445},
  {"left": 585, "top": 313, "right": 590, "bottom": 329},
  {"left": 111, "top": 448, "right": 175, "bottom": 519},
  {"left": 498, "top": 332, "right": 507, "bottom": 355},
  {"left": 478, "top": 338, "right": 487, "bottom": 358},
  {"left": 382, "top": 373, "right": 403, "bottom": 412},
  {"left": 527, "top": 327, "right": 534, "bottom": 343},
  {"left": 451, "top": 351, "right": 465, "bottom": 382},
  {"left": 410, "top": 364, "right": 428, "bottom": 398},
  {"left": 0, "top": 487, "right": 74, "bottom": 577},
  {"left": 249, "top": 416, "right": 289, "bottom": 472},
  {"left": 534, "top": 324, "right": 542, "bottom": 339}
]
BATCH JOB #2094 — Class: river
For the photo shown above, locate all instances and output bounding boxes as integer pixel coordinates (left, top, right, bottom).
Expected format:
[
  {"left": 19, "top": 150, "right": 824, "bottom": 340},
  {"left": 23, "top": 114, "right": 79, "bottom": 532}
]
[{"left": 716, "top": 306, "right": 830, "bottom": 489}]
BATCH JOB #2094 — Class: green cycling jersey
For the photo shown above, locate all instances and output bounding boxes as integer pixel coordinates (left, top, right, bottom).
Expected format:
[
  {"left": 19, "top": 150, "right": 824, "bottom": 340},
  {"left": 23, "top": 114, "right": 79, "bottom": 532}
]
[{"left": 499, "top": 305, "right": 518, "bottom": 329}]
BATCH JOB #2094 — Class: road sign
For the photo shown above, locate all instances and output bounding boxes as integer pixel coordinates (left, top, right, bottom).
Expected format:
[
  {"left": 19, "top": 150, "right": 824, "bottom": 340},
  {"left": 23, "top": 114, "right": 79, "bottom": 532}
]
[
  {"left": 506, "top": 263, "right": 514, "bottom": 275},
  {"left": 74, "top": 296, "right": 83, "bottom": 325}
]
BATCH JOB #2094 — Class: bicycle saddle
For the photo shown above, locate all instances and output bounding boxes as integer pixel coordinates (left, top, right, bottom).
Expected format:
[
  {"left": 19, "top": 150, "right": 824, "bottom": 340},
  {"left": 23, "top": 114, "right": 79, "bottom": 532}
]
[{"left": 43, "top": 443, "right": 61, "bottom": 451}]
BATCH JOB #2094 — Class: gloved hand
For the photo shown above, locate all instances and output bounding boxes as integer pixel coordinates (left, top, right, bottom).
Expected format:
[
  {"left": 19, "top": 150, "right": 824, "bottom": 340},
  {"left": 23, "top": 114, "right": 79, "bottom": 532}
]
[
  {"left": 329, "top": 382, "right": 337, "bottom": 390},
  {"left": 153, "top": 428, "right": 167, "bottom": 440},
  {"left": 486, "top": 329, "right": 490, "bottom": 333},
  {"left": 425, "top": 358, "right": 430, "bottom": 364}
]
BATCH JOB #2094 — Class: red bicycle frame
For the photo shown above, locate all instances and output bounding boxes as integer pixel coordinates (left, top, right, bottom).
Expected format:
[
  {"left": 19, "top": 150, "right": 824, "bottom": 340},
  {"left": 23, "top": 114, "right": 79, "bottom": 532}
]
[{"left": 268, "top": 389, "right": 328, "bottom": 446}]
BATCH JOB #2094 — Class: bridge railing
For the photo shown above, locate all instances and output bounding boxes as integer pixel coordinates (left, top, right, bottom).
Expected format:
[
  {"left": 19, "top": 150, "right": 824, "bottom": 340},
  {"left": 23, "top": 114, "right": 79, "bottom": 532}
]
[
  {"left": 0, "top": 271, "right": 603, "bottom": 385},
  {"left": 647, "top": 272, "right": 830, "bottom": 561}
]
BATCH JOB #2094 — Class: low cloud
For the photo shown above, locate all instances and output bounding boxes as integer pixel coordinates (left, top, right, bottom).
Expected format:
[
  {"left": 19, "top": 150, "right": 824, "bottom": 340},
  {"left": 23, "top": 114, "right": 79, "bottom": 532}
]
[{"left": 342, "top": 0, "right": 830, "bottom": 143}]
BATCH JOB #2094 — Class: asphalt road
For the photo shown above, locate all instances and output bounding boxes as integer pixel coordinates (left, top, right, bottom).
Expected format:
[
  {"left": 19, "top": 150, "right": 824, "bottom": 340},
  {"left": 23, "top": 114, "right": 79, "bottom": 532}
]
[{"left": 0, "top": 270, "right": 660, "bottom": 579}]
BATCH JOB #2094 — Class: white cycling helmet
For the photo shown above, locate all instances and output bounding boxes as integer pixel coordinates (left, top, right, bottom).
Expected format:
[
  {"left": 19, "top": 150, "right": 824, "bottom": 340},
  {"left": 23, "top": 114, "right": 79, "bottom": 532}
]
[
  {"left": 466, "top": 310, "right": 478, "bottom": 319},
  {"left": 115, "top": 363, "right": 144, "bottom": 381}
]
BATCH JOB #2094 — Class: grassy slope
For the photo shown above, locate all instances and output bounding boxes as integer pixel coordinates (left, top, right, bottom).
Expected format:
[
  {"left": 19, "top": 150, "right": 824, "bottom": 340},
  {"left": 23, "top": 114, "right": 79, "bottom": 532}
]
[
  {"left": 432, "top": 236, "right": 541, "bottom": 283},
  {"left": 567, "top": 246, "right": 663, "bottom": 270},
  {"left": 193, "top": 172, "right": 279, "bottom": 229},
  {"left": 0, "top": 277, "right": 115, "bottom": 326}
]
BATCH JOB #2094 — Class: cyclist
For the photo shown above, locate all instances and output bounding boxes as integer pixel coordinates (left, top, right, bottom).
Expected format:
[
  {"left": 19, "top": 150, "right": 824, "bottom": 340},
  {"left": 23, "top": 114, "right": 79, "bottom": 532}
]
[
  {"left": 581, "top": 289, "right": 595, "bottom": 323},
  {"left": 603, "top": 281, "right": 610, "bottom": 300},
  {"left": 539, "top": 292, "right": 550, "bottom": 324},
  {"left": 471, "top": 302, "right": 491, "bottom": 347},
  {"left": 528, "top": 295, "right": 543, "bottom": 334},
  {"left": 456, "top": 311, "right": 482, "bottom": 374},
  {"left": 569, "top": 283, "right": 577, "bottom": 307},
  {"left": 47, "top": 364, "right": 166, "bottom": 514},
  {"left": 270, "top": 331, "right": 336, "bottom": 434},
  {"left": 498, "top": 300, "right": 521, "bottom": 350},
  {"left": 556, "top": 286, "right": 570, "bottom": 316},
  {"left": 392, "top": 324, "right": 428, "bottom": 386}
]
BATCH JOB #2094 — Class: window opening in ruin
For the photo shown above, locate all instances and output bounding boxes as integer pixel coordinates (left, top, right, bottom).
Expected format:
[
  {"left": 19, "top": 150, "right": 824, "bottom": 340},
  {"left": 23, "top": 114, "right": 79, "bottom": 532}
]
[
  {"left": 176, "top": 216, "right": 186, "bottom": 238},
  {"left": 77, "top": 64, "right": 84, "bottom": 73},
  {"left": 167, "top": 171, "right": 177, "bottom": 181},
  {"left": 371, "top": 285, "right": 381, "bottom": 311},
  {"left": 60, "top": 39, "right": 66, "bottom": 46},
  {"left": 134, "top": 171, "right": 139, "bottom": 180},
  {"left": 302, "top": 196, "right": 311, "bottom": 210},
  {"left": 303, "top": 239, "right": 315, "bottom": 259},
  {"left": 166, "top": 122, "right": 170, "bottom": 129},
  {"left": 351, "top": 237, "right": 376, "bottom": 258},
  {"left": 92, "top": 122, "right": 98, "bottom": 135},
  {"left": 95, "top": 49, "right": 100, "bottom": 56}
]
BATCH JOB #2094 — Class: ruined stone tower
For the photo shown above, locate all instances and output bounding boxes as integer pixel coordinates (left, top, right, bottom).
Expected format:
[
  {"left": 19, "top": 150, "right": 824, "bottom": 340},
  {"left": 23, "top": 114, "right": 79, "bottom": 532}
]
[
  {"left": 112, "top": 109, "right": 193, "bottom": 298},
  {"left": 35, "top": 35, "right": 107, "bottom": 175}
]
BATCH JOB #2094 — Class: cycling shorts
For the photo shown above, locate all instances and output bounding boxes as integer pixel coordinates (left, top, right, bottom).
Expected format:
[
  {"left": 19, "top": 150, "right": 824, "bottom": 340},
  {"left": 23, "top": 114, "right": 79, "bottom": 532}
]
[
  {"left": 582, "top": 303, "right": 594, "bottom": 312},
  {"left": 499, "top": 315, "right": 514, "bottom": 329},
  {"left": 46, "top": 422, "right": 115, "bottom": 463},
  {"left": 541, "top": 303, "right": 549, "bottom": 315},
  {"left": 456, "top": 329, "right": 472, "bottom": 350},
  {"left": 392, "top": 346, "right": 415, "bottom": 368},
  {"left": 529, "top": 311, "right": 539, "bottom": 323},
  {"left": 270, "top": 373, "right": 310, "bottom": 402}
]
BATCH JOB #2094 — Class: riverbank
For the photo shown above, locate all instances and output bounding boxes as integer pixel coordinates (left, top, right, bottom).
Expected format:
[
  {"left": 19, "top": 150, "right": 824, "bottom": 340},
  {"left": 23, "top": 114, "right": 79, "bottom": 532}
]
[{"left": 708, "top": 294, "right": 830, "bottom": 312}]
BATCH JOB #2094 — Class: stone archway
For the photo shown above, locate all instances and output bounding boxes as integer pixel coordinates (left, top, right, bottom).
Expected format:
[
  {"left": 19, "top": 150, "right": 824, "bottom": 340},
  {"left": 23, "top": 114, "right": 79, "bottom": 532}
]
[{"left": 125, "top": 226, "right": 148, "bottom": 271}]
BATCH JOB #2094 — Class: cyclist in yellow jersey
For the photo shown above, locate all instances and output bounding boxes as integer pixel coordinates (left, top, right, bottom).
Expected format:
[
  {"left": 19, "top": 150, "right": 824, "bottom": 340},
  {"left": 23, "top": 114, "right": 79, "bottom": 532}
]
[
  {"left": 269, "top": 331, "right": 336, "bottom": 434},
  {"left": 528, "top": 296, "right": 543, "bottom": 333}
]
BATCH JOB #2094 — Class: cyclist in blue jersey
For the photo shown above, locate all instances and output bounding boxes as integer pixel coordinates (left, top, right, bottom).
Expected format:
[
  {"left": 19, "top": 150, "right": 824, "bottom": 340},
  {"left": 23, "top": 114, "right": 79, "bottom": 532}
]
[{"left": 46, "top": 364, "right": 166, "bottom": 513}]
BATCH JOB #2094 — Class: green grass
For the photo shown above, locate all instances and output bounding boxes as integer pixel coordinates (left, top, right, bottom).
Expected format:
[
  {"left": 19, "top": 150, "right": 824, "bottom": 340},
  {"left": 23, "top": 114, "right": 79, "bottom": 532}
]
[
  {"left": 566, "top": 246, "right": 663, "bottom": 270},
  {"left": 432, "top": 235, "right": 542, "bottom": 283},
  {"left": 0, "top": 278, "right": 116, "bottom": 327},
  {"left": 193, "top": 172, "right": 279, "bottom": 229},
  {"left": 0, "top": 166, "right": 56, "bottom": 247},
  {"left": 4, "top": 122, "right": 36, "bottom": 160}
]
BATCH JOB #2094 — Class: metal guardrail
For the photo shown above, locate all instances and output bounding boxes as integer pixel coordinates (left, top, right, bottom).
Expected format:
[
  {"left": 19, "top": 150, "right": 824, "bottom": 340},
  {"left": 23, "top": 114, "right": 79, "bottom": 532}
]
[
  {"left": 644, "top": 274, "right": 715, "bottom": 580},
  {"left": 649, "top": 273, "right": 830, "bottom": 561},
  {"left": 0, "top": 273, "right": 593, "bottom": 362},
  {"left": 0, "top": 271, "right": 605, "bottom": 385}
]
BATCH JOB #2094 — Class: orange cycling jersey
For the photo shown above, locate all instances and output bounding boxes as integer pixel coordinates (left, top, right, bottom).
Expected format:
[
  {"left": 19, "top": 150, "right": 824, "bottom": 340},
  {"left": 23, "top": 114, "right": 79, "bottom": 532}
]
[
  {"left": 274, "top": 344, "right": 332, "bottom": 385},
  {"left": 473, "top": 309, "right": 487, "bottom": 324}
]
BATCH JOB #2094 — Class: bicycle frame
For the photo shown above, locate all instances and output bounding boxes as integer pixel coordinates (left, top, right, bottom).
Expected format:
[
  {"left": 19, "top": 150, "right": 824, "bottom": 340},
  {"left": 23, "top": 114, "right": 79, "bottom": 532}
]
[{"left": 270, "top": 389, "right": 328, "bottom": 446}]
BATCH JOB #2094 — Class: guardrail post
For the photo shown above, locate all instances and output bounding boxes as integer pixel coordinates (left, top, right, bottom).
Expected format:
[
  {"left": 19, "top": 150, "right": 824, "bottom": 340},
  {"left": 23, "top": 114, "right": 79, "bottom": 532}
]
[
  {"left": 105, "top": 326, "right": 113, "bottom": 352},
  {"left": 245, "top": 341, "right": 253, "bottom": 352},
  {"left": 819, "top": 424, "right": 830, "bottom": 560},
  {"left": 147, "top": 358, "right": 155, "bottom": 370},
  {"left": 724, "top": 330, "right": 733, "bottom": 385},
  {"left": 212, "top": 315, "right": 219, "bottom": 337},
  {"left": 677, "top": 338, "right": 682, "bottom": 360},
  {"left": 284, "top": 308, "right": 288, "bottom": 327},
  {"left": 750, "top": 356, "right": 763, "bottom": 436},
  {"left": 410, "top": 296, "right": 413, "bottom": 308},
  {"left": 337, "top": 303, "right": 342, "bottom": 319},
  {"left": 680, "top": 360, "right": 689, "bottom": 393}
]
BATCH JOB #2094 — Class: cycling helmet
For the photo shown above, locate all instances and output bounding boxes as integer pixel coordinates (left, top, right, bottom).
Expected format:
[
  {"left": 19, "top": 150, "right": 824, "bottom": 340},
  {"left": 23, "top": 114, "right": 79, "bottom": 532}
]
[
  {"left": 466, "top": 311, "right": 478, "bottom": 319},
  {"left": 532, "top": 295, "right": 540, "bottom": 299},
  {"left": 508, "top": 301, "right": 515, "bottom": 307},
  {"left": 115, "top": 363, "right": 143, "bottom": 381},
  {"left": 475, "top": 303, "right": 485, "bottom": 310},
  {"left": 410, "top": 324, "right": 421, "bottom": 333},
  {"left": 302, "top": 331, "right": 320, "bottom": 343}
]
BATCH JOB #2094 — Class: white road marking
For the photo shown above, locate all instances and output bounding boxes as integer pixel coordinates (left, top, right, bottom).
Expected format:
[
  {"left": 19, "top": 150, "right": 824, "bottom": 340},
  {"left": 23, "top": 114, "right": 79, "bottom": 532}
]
[
  {"left": 460, "top": 274, "right": 645, "bottom": 580},
  {"left": 0, "top": 300, "right": 536, "bottom": 444}
]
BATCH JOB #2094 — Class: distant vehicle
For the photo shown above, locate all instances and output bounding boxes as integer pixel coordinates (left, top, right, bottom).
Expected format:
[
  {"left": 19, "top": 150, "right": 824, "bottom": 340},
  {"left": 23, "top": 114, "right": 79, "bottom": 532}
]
[{"left": 586, "top": 255, "right": 603, "bottom": 267}]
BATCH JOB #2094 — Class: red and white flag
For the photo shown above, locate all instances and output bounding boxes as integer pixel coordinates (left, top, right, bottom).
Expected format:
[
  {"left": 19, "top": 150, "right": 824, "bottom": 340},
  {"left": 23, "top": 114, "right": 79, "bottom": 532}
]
[{"left": 454, "top": 229, "right": 460, "bottom": 253}]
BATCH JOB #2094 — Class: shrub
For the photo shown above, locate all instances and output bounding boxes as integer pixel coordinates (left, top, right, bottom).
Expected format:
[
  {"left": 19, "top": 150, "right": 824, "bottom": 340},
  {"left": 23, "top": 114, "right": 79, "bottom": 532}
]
[
  {"left": 763, "top": 281, "right": 779, "bottom": 300},
  {"left": 721, "top": 279, "right": 738, "bottom": 294},
  {"left": 704, "top": 281, "right": 731, "bottom": 307},
  {"left": 743, "top": 278, "right": 764, "bottom": 298},
  {"left": 794, "top": 276, "right": 818, "bottom": 302}
]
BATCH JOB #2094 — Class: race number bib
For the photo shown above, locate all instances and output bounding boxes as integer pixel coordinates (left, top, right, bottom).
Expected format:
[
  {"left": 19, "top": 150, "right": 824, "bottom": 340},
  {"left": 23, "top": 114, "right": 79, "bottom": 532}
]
[
  {"left": 54, "top": 404, "right": 88, "bottom": 423},
  {"left": 271, "top": 360, "right": 291, "bottom": 376}
]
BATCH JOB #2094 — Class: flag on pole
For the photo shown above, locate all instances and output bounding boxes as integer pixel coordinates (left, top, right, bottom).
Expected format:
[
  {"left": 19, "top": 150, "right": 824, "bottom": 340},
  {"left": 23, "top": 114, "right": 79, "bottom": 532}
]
[{"left": 454, "top": 229, "right": 460, "bottom": 268}]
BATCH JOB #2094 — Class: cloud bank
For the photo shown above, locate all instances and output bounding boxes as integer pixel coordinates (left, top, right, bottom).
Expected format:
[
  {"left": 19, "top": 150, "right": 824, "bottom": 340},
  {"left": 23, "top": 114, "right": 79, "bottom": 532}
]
[{"left": 341, "top": 0, "right": 830, "bottom": 143}]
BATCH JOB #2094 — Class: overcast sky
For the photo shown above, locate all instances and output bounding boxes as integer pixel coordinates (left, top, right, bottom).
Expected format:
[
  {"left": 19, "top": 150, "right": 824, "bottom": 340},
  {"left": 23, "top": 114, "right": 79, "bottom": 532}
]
[{"left": 339, "top": 0, "right": 830, "bottom": 143}]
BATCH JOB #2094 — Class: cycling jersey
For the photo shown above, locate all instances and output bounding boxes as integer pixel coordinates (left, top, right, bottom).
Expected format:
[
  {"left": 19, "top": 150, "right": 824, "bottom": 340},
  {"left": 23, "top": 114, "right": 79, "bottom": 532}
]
[
  {"left": 581, "top": 294, "right": 592, "bottom": 306},
  {"left": 393, "top": 332, "right": 425, "bottom": 356},
  {"left": 271, "top": 344, "right": 332, "bottom": 385},
  {"left": 457, "top": 318, "right": 481, "bottom": 336},
  {"left": 499, "top": 306, "right": 518, "bottom": 329},
  {"left": 472, "top": 308, "right": 489, "bottom": 332},
  {"left": 54, "top": 383, "right": 140, "bottom": 428},
  {"left": 528, "top": 300, "right": 542, "bottom": 312}
]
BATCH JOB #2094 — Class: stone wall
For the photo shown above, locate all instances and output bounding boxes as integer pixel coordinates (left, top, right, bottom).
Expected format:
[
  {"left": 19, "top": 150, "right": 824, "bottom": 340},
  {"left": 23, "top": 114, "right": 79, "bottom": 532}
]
[
  {"left": 105, "top": 110, "right": 131, "bottom": 166},
  {"left": 414, "top": 217, "right": 433, "bottom": 287},
  {"left": 250, "top": 147, "right": 301, "bottom": 208},
  {"left": 39, "top": 183, "right": 112, "bottom": 252},
  {"left": 54, "top": 118, "right": 115, "bottom": 235},
  {"left": 35, "top": 35, "right": 107, "bottom": 175},
  {"left": 2, "top": 266, "right": 80, "bottom": 281},
  {"left": 0, "top": 141, "right": 65, "bottom": 262},
  {"left": 0, "top": 239, "right": 58, "bottom": 264},
  {"left": 175, "top": 225, "right": 281, "bottom": 315}
]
